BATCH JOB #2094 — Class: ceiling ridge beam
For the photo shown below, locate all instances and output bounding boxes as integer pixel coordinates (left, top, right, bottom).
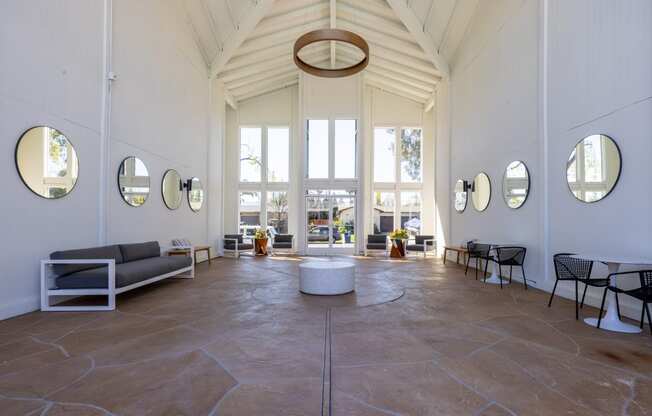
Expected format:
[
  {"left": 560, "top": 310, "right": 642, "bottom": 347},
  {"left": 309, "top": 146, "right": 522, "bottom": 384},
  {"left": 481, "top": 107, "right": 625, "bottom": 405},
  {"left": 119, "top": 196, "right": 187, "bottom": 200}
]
[
  {"left": 386, "top": 0, "right": 450, "bottom": 77},
  {"left": 210, "top": 0, "right": 276, "bottom": 79}
]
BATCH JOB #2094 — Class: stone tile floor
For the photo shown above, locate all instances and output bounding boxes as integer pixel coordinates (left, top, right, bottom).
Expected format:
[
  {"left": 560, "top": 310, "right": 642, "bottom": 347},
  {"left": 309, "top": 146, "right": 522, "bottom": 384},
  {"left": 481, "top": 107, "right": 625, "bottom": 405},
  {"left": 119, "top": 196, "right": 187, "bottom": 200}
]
[{"left": 0, "top": 256, "right": 651, "bottom": 415}]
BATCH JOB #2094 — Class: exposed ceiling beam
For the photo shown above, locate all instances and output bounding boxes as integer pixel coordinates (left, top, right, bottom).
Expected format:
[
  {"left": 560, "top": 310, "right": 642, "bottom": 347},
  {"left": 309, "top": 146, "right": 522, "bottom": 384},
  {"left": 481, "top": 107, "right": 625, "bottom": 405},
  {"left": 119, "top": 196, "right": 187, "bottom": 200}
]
[
  {"left": 237, "top": 79, "right": 299, "bottom": 102},
  {"left": 210, "top": 0, "right": 276, "bottom": 79},
  {"left": 364, "top": 73, "right": 431, "bottom": 101},
  {"left": 339, "top": 0, "right": 398, "bottom": 22},
  {"left": 424, "top": 93, "right": 435, "bottom": 112},
  {"left": 337, "top": 21, "right": 428, "bottom": 61},
  {"left": 330, "top": 0, "right": 337, "bottom": 68},
  {"left": 252, "top": 2, "right": 329, "bottom": 39},
  {"left": 386, "top": 0, "right": 450, "bottom": 77},
  {"left": 365, "top": 78, "right": 425, "bottom": 104},
  {"left": 236, "top": 18, "right": 329, "bottom": 57},
  {"left": 231, "top": 72, "right": 300, "bottom": 98},
  {"left": 225, "top": 88, "right": 238, "bottom": 110}
]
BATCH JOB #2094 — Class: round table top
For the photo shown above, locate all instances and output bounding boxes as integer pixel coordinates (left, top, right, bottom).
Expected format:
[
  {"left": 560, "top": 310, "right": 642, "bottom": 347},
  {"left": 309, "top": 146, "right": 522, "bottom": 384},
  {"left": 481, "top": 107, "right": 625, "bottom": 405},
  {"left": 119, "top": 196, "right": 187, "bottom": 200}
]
[
  {"left": 570, "top": 254, "right": 652, "bottom": 265},
  {"left": 299, "top": 261, "right": 355, "bottom": 270}
]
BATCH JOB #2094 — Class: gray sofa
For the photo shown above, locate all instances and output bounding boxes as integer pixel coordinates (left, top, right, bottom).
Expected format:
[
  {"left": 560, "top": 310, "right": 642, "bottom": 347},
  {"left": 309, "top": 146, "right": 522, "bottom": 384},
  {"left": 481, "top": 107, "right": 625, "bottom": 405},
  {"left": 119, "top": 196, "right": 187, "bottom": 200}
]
[{"left": 42, "top": 241, "right": 193, "bottom": 311}]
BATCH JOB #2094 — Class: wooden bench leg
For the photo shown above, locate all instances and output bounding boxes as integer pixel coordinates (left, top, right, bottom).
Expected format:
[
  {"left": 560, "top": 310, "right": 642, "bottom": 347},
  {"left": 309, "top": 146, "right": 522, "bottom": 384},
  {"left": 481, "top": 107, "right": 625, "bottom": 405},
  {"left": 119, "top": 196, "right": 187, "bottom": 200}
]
[
  {"left": 443, "top": 249, "right": 447, "bottom": 264},
  {"left": 207, "top": 248, "right": 211, "bottom": 264}
]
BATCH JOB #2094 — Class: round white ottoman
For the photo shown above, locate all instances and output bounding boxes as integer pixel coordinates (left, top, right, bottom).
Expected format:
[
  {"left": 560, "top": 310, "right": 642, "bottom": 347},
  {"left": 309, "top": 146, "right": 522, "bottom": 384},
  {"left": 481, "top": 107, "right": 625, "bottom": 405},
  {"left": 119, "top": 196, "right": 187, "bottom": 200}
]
[{"left": 299, "top": 261, "right": 355, "bottom": 295}]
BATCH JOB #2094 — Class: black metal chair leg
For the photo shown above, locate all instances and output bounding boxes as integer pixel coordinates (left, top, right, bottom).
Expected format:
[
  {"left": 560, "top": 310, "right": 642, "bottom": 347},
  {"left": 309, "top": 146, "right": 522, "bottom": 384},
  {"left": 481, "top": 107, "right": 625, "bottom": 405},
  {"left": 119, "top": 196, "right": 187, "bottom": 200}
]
[
  {"left": 548, "top": 279, "right": 558, "bottom": 307},
  {"left": 615, "top": 293, "right": 621, "bottom": 319},
  {"left": 597, "top": 287, "right": 608, "bottom": 329},
  {"left": 509, "top": 266, "right": 513, "bottom": 283},
  {"left": 575, "top": 279, "right": 579, "bottom": 320},
  {"left": 645, "top": 303, "right": 652, "bottom": 335},
  {"left": 580, "top": 284, "right": 588, "bottom": 309},
  {"left": 640, "top": 302, "right": 646, "bottom": 329},
  {"left": 499, "top": 264, "right": 503, "bottom": 289},
  {"left": 483, "top": 259, "right": 489, "bottom": 282},
  {"left": 521, "top": 266, "right": 528, "bottom": 290}
]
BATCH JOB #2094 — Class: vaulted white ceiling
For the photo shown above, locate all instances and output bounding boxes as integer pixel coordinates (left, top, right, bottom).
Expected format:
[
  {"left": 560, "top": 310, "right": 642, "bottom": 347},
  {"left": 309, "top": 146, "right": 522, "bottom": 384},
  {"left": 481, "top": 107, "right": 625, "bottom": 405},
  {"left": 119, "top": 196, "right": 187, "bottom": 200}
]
[{"left": 183, "top": 0, "right": 479, "bottom": 106}]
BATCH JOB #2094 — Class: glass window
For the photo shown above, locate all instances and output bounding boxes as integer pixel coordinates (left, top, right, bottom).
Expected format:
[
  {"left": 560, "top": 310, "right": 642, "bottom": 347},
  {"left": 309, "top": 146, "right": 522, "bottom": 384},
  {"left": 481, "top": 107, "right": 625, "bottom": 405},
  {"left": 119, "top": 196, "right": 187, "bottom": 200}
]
[
  {"left": 373, "top": 191, "right": 395, "bottom": 234},
  {"left": 400, "top": 128, "right": 422, "bottom": 183},
  {"left": 583, "top": 135, "right": 603, "bottom": 183},
  {"left": 267, "top": 191, "right": 288, "bottom": 234},
  {"left": 308, "top": 120, "right": 329, "bottom": 179},
  {"left": 240, "top": 127, "right": 262, "bottom": 182},
  {"left": 334, "top": 120, "right": 356, "bottom": 179},
  {"left": 374, "top": 128, "right": 395, "bottom": 182},
  {"left": 400, "top": 191, "right": 421, "bottom": 235},
  {"left": 239, "top": 191, "right": 261, "bottom": 236},
  {"left": 267, "top": 127, "right": 289, "bottom": 182}
]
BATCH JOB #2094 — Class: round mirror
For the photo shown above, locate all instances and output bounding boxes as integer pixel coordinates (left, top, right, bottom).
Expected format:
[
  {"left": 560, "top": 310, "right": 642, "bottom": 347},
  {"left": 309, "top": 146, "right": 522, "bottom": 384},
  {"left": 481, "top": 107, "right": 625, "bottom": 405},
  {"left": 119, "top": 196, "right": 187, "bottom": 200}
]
[
  {"left": 472, "top": 172, "right": 491, "bottom": 212},
  {"left": 503, "top": 161, "right": 530, "bottom": 209},
  {"left": 454, "top": 179, "right": 467, "bottom": 212},
  {"left": 566, "top": 134, "right": 621, "bottom": 203},
  {"left": 188, "top": 177, "right": 204, "bottom": 212},
  {"left": 118, "top": 157, "right": 150, "bottom": 207},
  {"left": 15, "top": 126, "right": 79, "bottom": 199},
  {"left": 162, "top": 169, "right": 182, "bottom": 210}
]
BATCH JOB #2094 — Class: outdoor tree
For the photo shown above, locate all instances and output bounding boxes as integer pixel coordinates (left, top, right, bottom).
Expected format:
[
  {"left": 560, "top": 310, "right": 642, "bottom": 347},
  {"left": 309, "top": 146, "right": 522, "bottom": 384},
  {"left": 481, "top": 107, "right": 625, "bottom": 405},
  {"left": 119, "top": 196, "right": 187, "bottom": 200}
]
[{"left": 400, "top": 128, "right": 421, "bottom": 181}]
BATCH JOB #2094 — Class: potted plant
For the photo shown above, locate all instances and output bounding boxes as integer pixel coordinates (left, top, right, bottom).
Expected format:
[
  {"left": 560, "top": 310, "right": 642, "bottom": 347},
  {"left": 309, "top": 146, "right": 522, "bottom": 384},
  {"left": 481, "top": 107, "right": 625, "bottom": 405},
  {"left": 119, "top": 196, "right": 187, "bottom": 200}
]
[
  {"left": 254, "top": 227, "right": 268, "bottom": 256},
  {"left": 388, "top": 229, "right": 409, "bottom": 258}
]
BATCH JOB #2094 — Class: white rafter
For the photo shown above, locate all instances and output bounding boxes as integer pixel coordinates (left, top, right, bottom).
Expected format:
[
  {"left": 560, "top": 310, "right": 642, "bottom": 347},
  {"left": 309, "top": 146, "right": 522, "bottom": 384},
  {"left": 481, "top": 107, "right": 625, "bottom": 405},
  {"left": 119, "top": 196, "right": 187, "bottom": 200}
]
[
  {"left": 209, "top": 0, "right": 276, "bottom": 79},
  {"left": 386, "top": 0, "right": 450, "bottom": 77}
]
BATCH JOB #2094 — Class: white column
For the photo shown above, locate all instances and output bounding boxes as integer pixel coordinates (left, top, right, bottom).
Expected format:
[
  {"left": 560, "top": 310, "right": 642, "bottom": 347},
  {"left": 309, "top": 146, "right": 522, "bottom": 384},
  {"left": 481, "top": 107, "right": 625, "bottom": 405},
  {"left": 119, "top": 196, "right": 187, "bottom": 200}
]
[{"left": 208, "top": 78, "right": 226, "bottom": 255}]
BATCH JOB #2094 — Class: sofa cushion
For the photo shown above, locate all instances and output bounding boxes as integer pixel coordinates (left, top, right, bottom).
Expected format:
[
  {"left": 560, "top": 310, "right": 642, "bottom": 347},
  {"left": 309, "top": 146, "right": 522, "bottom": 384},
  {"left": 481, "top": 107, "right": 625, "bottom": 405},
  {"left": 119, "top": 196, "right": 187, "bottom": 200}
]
[
  {"left": 407, "top": 244, "right": 435, "bottom": 252},
  {"left": 50, "top": 245, "right": 123, "bottom": 277},
  {"left": 224, "top": 242, "right": 253, "bottom": 250},
  {"left": 367, "top": 235, "right": 386, "bottom": 244},
  {"left": 273, "top": 242, "right": 293, "bottom": 249},
  {"left": 224, "top": 234, "right": 244, "bottom": 244},
  {"left": 366, "top": 243, "right": 387, "bottom": 250},
  {"left": 119, "top": 241, "right": 160, "bottom": 262},
  {"left": 274, "top": 234, "right": 293, "bottom": 243},
  {"left": 415, "top": 236, "right": 435, "bottom": 245},
  {"left": 55, "top": 256, "right": 192, "bottom": 289}
]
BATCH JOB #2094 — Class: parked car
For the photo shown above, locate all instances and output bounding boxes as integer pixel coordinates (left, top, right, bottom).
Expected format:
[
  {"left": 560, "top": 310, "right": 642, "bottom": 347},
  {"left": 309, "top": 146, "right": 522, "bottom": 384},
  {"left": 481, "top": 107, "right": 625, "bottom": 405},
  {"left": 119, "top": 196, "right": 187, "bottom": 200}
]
[{"left": 307, "top": 225, "right": 340, "bottom": 242}]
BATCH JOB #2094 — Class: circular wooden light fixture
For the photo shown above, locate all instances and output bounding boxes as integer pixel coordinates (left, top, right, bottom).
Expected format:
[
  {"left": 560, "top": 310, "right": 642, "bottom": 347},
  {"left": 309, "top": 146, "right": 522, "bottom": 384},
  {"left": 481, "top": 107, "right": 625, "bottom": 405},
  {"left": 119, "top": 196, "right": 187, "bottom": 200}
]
[{"left": 294, "top": 29, "right": 369, "bottom": 78}]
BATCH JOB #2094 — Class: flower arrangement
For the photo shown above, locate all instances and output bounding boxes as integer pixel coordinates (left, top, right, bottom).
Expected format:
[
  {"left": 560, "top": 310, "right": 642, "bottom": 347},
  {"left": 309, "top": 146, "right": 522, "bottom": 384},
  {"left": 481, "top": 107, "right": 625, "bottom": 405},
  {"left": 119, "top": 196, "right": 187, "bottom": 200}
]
[
  {"left": 254, "top": 228, "right": 267, "bottom": 240},
  {"left": 389, "top": 229, "right": 409, "bottom": 240}
]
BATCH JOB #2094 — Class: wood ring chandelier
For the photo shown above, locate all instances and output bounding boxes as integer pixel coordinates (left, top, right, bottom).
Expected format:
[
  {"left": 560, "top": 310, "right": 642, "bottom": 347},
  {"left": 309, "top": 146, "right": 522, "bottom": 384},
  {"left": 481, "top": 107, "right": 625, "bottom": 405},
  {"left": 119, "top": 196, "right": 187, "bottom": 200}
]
[{"left": 294, "top": 29, "right": 369, "bottom": 78}]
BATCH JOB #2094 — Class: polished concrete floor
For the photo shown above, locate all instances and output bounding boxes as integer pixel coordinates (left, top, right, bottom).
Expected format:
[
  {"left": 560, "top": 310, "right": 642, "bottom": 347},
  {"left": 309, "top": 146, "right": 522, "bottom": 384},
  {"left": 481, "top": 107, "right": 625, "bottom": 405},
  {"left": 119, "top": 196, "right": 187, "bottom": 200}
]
[{"left": 1, "top": 256, "right": 651, "bottom": 415}]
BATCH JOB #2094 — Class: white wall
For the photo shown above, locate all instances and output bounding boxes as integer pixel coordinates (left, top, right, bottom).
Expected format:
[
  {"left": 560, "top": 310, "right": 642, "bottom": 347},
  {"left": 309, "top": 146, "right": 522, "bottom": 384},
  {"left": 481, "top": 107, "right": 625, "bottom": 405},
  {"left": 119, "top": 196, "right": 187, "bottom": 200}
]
[
  {"left": 546, "top": 0, "right": 652, "bottom": 300},
  {"left": 0, "top": 0, "right": 105, "bottom": 319},
  {"left": 0, "top": 0, "right": 213, "bottom": 319},
  {"left": 448, "top": 0, "right": 542, "bottom": 284},
  {"left": 444, "top": 0, "right": 652, "bottom": 317},
  {"left": 108, "top": 0, "right": 210, "bottom": 253}
]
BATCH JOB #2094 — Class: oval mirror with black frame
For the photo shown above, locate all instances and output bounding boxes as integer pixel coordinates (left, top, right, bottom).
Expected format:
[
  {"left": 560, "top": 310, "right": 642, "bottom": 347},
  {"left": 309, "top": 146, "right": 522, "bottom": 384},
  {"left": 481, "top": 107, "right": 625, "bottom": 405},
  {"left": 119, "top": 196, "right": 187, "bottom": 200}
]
[
  {"left": 472, "top": 172, "right": 491, "bottom": 212},
  {"left": 188, "top": 177, "right": 204, "bottom": 212},
  {"left": 503, "top": 161, "right": 530, "bottom": 209},
  {"left": 15, "top": 126, "right": 79, "bottom": 199},
  {"left": 162, "top": 169, "right": 183, "bottom": 210},
  {"left": 566, "top": 134, "right": 621, "bottom": 203},
  {"left": 454, "top": 179, "right": 468, "bottom": 213},
  {"left": 118, "top": 156, "right": 150, "bottom": 207}
]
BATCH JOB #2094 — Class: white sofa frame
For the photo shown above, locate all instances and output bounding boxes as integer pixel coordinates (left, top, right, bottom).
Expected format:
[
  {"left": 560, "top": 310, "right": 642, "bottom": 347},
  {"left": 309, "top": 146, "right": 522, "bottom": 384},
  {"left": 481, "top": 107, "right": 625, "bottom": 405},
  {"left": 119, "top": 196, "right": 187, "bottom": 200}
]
[
  {"left": 270, "top": 235, "right": 295, "bottom": 256},
  {"left": 364, "top": 235, "right": 389, "bottom": 257},
  {"left": 223, "top": 236, "right": 255, "bottom": 259},
  {"left": 406, "top": 238, "right": 437, "bottom": 258},
  {"left": 41, "top": 248, "right": 194, "bottom": 312}
]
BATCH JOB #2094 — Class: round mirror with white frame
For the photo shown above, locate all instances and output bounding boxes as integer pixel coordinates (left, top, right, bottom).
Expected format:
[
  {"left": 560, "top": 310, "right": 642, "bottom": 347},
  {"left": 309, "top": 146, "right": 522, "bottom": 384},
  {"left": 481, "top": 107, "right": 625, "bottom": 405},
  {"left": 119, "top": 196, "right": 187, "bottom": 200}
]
[
  {"left": 454, "top": 179, "right": 467, "bottom": 213},
  {"left": 472, "top": 172, "right": 491, "bottom": 212},
  {"left": 566, "top": 134, "right": 621, "bottom": 203},
  {"left": 118, "top": 156, "right": 150, "bottom": 207},
  {"left": 162, "top": 169, "right": 182, "bottom": 210},
  {"left": 15, "top": 126, "right": 79, "bottom": 199},
  {"left": 188, "top": 177, "right": 204, "bottom": 212},
  {"left": 503, "top": 161, "right": 530, "bottom": 209}
]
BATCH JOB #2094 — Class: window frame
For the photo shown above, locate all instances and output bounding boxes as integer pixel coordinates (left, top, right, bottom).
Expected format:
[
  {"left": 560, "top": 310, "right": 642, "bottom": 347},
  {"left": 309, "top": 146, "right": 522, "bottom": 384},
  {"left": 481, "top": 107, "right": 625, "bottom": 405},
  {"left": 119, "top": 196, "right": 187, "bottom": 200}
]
[
  {"left": 372, "top": 125, "right": 423, "bottom": 235},
  {"left": 238, "top": 125, "right": 290, "bottom": 234},
  {"left": 305, "top": 118, "right": 359, "bottom": 185}
]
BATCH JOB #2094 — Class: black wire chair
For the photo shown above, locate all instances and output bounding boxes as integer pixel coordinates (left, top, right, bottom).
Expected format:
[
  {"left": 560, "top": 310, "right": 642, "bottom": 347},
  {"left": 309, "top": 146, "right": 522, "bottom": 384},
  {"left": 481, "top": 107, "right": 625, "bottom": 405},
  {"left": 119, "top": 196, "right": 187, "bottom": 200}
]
[
  {"left": 550, "top": 253, "right": 618, "bottom": 320},
  {"left": 465, "top": 242, "right": 492, "bottom": 280},
  {"left": 598, "top": 270, "right": 652, "bottom": 334},
  {"left": 494, "top": 247, "right": 527, "bottom": 290}
]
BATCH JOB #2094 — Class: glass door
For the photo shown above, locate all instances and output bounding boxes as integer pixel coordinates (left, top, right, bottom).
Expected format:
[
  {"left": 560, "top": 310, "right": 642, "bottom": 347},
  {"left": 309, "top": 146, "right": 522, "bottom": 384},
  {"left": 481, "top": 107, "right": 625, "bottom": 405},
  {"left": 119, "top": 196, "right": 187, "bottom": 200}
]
[{"left": 306, "top": 190, "right": 356, "bottom": 253}]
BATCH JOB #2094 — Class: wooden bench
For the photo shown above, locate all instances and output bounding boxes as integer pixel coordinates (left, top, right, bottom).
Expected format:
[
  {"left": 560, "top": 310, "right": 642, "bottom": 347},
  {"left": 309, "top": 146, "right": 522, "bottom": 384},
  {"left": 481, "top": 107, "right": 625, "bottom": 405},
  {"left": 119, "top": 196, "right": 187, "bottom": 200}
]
[
  {"left": 168, "top": 245, "right": 212, "bottom": 265},
  {"left": 443, "top": 246, "right": 469, "bottom": 265}
]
